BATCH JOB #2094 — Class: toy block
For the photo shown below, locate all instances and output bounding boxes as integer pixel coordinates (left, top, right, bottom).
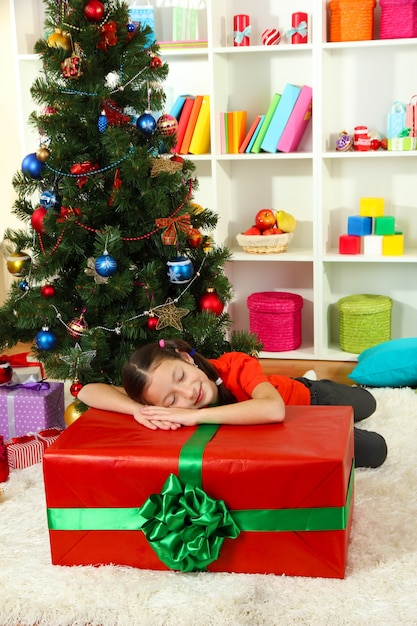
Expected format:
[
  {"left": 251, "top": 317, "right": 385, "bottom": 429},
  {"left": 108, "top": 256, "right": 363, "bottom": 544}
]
[
  {"left": 347, "top": 215, "right": 372, "bottom": 236},
  {"left": 363, "top": 234, "right": 383, "bottom": 255},
  {"left": 382, "top": 234, "right": 404, "bottom": 256},
  {"left": 359, "top": 198, "right": 384, "bottom": 217},
  {"left": 339, "top": 234, "right": 361, "bottom": 254},
  {"left": 374, "top": 216, "right": 395, "bottom": 235}
]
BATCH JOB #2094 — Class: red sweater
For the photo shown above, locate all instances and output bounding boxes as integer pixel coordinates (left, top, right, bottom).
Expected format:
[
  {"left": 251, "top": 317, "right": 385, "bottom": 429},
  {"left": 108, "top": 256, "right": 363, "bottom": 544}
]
[{"left": 209, "top": 352, "right": 311, "bottom": 406}]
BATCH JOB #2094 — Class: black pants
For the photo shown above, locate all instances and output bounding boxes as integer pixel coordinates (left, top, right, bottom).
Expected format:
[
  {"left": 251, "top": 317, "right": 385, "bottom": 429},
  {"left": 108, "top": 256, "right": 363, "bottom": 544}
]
[{"left": 295, "top": 378, "right": 388, "bottom": 469}]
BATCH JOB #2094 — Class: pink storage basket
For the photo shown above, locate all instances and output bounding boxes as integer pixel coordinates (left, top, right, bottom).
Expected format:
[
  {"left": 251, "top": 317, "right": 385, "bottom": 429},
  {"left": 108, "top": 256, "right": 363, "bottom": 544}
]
[
  {"left": 247, "top": 292, "right": 303, "bottom": 352},
  {"left": 380, "top": 0, "right": 417, "bottom": 39}
]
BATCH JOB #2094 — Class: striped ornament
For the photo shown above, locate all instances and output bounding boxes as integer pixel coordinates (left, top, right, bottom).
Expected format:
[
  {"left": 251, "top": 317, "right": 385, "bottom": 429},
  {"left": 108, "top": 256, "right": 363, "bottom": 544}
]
[{"left": 262, "top": 28, "right": 281, "bottom": 46}]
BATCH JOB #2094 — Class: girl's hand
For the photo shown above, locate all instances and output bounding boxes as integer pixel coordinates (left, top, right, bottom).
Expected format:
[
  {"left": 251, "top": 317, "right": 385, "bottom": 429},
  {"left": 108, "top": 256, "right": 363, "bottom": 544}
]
[
  {"left": 132, "top": 406, "right": 182, "bottom": 431},
  {"left": 139, "top": 405, "right": 199, "bottom": 427}
]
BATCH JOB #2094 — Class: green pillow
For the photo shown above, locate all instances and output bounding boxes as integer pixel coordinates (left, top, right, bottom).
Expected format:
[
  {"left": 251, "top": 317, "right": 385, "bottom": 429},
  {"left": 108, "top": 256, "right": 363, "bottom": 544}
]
[{"left": 348, "top": 338, "right": 417, "bottom": 387}]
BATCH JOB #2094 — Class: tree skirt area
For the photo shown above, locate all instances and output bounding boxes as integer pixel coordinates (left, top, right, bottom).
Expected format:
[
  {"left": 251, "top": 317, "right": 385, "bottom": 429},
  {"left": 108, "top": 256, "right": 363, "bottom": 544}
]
[{"left": 1, "top": 387, "right": 417, "bottom": 626}]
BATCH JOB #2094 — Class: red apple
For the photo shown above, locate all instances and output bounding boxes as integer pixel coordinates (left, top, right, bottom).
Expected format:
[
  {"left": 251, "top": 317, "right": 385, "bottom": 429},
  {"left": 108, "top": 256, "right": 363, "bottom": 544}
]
[
  {"left": 243, "top": 225, "right": 262, "bottom": 236},
  {"left": 262, "top": 227, "right": 283, "bottom": 235},
  {"left": 255, "top": 209, "right": 276, "bottom": 231}
]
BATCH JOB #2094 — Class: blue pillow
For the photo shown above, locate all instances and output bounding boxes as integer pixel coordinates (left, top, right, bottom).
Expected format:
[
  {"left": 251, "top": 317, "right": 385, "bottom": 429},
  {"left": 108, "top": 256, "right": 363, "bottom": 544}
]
[{"left": 348, "top": 338, "right": 417, "bottom": 387}]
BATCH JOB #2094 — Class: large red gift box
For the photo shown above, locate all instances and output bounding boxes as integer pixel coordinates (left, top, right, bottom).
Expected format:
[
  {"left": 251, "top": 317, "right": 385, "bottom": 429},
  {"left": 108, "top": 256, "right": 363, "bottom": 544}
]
[
  {"left": 43, "top": 405, "right": 354, "bottom": 578},
  {"left": 0, "top": 381, "right": 64, "bottom": 439}
]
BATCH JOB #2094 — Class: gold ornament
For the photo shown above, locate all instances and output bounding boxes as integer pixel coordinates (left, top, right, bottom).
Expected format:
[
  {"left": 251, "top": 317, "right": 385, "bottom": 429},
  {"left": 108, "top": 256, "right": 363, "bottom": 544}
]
[
  {"left": 64, "top": 401, "right": 84, "bottom": 426},
  {"left": 36, "top": 144, "right": 50, "bottom": 162},
  {"left": 67, "top": 310, "right": 88, "bottom": 339},
  {"left": 150, "top": 157, "right": 183, "bottom": 177},
  {"left": 6, "top": 252, "right": 31, "bottom": 276},
  {"left": 189, "top": 202, "right": 205, "bottom": 215},
  {"left": 155, "top": 298, "right": 190, "bottom": 331},
  {"left": 47, "top": 28, "right": 72, "bottom": 51}
]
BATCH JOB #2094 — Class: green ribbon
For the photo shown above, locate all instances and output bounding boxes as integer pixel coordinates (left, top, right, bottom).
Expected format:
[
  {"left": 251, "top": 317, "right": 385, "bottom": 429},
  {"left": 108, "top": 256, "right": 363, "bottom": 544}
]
[{"left": 47, "top": 424, "right": 354, "bottom": 572}]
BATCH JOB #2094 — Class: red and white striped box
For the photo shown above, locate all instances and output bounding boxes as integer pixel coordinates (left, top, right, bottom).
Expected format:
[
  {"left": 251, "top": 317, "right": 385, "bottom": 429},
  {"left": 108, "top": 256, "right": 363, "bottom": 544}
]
[{"left": 5, "top": 428, "right": 62, "bottom": 470}]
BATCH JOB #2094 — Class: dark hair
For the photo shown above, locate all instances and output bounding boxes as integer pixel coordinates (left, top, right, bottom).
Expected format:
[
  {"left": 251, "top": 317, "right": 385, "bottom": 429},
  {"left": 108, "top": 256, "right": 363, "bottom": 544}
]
[{"left": 122, "top": 339, "right": 237, "bottom": 406}]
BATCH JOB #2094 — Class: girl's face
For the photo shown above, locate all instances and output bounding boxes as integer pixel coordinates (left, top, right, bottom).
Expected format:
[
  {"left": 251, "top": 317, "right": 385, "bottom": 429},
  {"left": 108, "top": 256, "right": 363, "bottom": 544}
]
[{"left": 142, "top": 356, "right": 218, "bottom": 409}]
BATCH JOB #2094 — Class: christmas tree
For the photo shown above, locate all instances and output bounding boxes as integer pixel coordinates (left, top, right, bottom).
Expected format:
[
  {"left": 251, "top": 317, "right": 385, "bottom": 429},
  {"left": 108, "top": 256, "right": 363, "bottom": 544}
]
[{"left": 0, "top": 0, "right": 260, "bottom": 391}]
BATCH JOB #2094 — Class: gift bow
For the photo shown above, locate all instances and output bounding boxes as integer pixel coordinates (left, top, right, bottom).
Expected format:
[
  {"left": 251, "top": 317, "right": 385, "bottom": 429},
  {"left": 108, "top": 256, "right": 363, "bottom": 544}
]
[
  {"left": 155, "top": 213, "right": 192, "bottom": 245},
  {"left": 9, "top": 428, "right": 61, "bottom": 446},
  {"left": 286, "top": 21, "right": 308, "bottom": 38},
  {"left": 70, "top": 162, "right": 99, "bottom": 188},
  {"left": 234, "top": 25, "right": 251, "bottom": 44}
]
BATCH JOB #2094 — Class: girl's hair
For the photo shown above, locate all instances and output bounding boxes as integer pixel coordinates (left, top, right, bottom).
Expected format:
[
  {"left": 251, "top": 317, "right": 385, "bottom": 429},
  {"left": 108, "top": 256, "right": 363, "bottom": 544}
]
[{"left": 122, "top": 338, "right": 237, "bottom": 406}]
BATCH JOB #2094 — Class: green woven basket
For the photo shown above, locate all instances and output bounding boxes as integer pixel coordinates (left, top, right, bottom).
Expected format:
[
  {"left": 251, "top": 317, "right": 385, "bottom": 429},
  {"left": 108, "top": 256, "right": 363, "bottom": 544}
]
[{"left": 337, "top": 294, "right": 392, "bottom": 353}]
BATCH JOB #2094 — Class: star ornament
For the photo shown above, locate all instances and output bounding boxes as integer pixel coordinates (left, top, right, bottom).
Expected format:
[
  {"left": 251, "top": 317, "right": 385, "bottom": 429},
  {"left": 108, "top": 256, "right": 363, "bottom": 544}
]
[{"left": 155, "top": 298, "right": 190, "bottom": 331}]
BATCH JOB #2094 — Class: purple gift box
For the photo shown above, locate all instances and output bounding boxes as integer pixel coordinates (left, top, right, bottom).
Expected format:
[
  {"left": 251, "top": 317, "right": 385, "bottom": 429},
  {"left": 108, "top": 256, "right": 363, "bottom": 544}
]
[{"left": 0, "top": 382, "right": 65, "bottom": 439}]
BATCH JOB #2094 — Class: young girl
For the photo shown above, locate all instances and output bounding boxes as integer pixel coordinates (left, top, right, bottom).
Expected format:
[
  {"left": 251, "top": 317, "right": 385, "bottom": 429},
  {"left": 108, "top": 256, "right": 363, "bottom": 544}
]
[{"left": 78, "top": 338, "right": 387, "bottom": 469}]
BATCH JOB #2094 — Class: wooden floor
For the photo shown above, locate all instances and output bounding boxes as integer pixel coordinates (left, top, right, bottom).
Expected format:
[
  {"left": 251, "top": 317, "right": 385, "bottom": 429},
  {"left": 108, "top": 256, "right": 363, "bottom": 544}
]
[{"left": 5, "top": 342, "right": 355, "bottom": 386}]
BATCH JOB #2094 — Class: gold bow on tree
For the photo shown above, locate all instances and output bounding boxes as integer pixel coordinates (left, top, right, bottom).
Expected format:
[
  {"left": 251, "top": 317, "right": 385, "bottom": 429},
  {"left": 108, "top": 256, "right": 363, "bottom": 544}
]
[{"left": 155, "top": 213, "right": 192, "bottom": 246}]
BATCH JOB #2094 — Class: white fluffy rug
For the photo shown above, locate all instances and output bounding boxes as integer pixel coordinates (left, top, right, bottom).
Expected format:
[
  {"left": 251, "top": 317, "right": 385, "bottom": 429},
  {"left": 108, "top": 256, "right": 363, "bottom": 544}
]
[{"left": 1, "top": 387, "right": 417, "bottom": 626}]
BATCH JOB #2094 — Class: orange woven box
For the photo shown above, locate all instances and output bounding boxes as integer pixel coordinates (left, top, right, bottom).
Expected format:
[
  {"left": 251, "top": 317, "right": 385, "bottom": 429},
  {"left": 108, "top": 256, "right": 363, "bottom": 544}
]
[
  {"left": 328, "top": 0, "right": 376, "bottom": 42},
  {"left": 247, "top": 292, "right": 303, "bottom": 352},
  {"left": 380, "top": 0, "right": 417, "bottom": 39}
]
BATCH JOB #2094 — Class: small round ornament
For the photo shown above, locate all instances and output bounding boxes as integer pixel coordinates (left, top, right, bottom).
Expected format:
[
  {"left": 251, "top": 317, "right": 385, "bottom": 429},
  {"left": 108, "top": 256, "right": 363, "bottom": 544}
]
[
  {"left": 35, "top": 326, "right": 57, "bottom": 350},
  {"left": 83, "top": 0, "right": 105, "bottom": 22},
  {"left": 156, "top": 113, "right": 178, "bottom": 137},
  {"left": 67, "top": 311, "right": 88, "bottom": 340},
  {"left": 0, "top": 359, "right": 13, "bottom": 385},
  {"left": 146, "top": 315, "right": 158, "bottom": 331},
  {"left": 187, "top": 228, "right": 203, "bottom": 249},
  {"left": 94, "top": 253, "right": 118, "bottom": 277},
  {"left": 31, "top": 207, "right": 48, "bottom": 234},
  {"left": 47, "top": 28, "right": 72, "bottom": 51},
  {"left": 22, "top": 153, "right": 45, "bottom": 179},
  {"left": 166, "top": 255, "right": 194, "bottom": 285},
  {"left": 136, "top": 113, "right": 157, "bottom": 135},
  {"left": 6, "top": 252, "right": 30, "bottom": 276},
  {"left": 64, "top": 401, "right": 84, "bottom": 426},
  {"left": 19, "top": 279, "right": 29, "bottom": 292},
  {"left": 127, "top": 21, "right": 136, "bottom": 34},
  {"left": 198, "top": 288, "right": 224, "bottom": 317},
  {"left": 36, "top": 144, "right": 50, "bottom": 162},
  {"left": 262, "top": 28, "right": 281, "bottom": 46},
  {"left": 40, "top": 189, "right": 61, "bottom": 211},
  {"left": 70, "top": 380, "right": 84, "bottom": 397},
  {"left": 41, "top": 284, "right": 56, "bottom": 299},
  {"left": 150, "top": 55, "right": 162, "bottom": 68}
]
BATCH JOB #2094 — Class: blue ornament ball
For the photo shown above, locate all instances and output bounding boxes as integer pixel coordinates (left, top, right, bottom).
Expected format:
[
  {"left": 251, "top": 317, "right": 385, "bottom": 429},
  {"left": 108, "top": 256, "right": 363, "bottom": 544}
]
[
  {"left": 136, "top": 113, "right": 157, "bottom": 135},
  {"left": 167, "top": 255, "right": 194, "bottom": 285},
  {"left": 35, "top": 328, "right": 57, "bottom": 350},
  {"left": 19, "top": 280, "right": 29, "bottom": 292},
  {"left": 40, "top": 189, "right": 61, "bottom": 211},
  {"left": 94, "top": 254, "right": 118, "bottom": 277},
  {"left": 22, "top": 152, "right": 45, "bottom": 179},
  {"left": 127, "top": 21, "right": 136, "bottom": 33}
]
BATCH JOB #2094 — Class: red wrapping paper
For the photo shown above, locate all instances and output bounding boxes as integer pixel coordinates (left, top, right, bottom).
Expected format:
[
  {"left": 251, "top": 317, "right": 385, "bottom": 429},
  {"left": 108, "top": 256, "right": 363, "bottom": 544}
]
[
  {"left": 0, "top": 435, "right": 9, "bottom": 482},
  {"left": 6, "top": 428, "right": 62, "bottom": 469},
  {"left": 291, "top": 12, "right": 308, "bottom": 44},
  {"left": 233, "top": 14, "right": 250, "bottom": 46},
  {"left": 43, "top": 406, "right": 354, "bottom": 578}
]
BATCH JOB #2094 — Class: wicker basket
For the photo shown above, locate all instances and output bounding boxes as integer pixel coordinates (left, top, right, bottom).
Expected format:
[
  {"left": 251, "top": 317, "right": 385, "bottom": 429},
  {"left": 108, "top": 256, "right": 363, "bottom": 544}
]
[
  {"left": 247, "top": 291, "right": 303, "bottom": 352},
  {"left": 328, "top": 0, "right": 376, "bottom": 42},
  {"left": 337, "top": 294, "right": 392, "bottom": 354},
  {"left": 236, "top": 231, "right": 294, "bottom": 254},
  {"left": 380, "top": 0, "right": 417, "bottom": 39}
]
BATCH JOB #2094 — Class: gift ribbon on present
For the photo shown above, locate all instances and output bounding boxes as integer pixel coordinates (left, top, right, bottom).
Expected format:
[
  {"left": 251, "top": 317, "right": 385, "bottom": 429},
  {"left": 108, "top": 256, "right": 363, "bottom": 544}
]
[
  {"left": 0, "top": 352, "right": 45, "bottom": 378},
  {"left": 47, "top": 423, "right": 354, "bottom": 572},
  {"left": 234, "top": 25, "right": 251, "bottom": 44},
  {"left": 155, "top": 213, "right": 192, "bottom": 245},
  {"left": 70, "top": 161, "right": 99, "bottom": 188},
  {"left": 286, "top": 21, "right": 308, "bottom": 39}
]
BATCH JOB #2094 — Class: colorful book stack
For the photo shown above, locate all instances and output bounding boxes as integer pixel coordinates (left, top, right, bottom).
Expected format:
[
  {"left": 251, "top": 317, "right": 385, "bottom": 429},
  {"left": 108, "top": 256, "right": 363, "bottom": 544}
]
[
  {"left": 339, "top": 198, "right": 404, "bottom": 256},
  {"left": 237, "top": 84, "right": 312, "bottom": 154},
  {"left": 219, "top": 110, "right": 247, "bottom": 154},
  {"left": 170, "top": 94, "right": 211, "bottom": 155}
]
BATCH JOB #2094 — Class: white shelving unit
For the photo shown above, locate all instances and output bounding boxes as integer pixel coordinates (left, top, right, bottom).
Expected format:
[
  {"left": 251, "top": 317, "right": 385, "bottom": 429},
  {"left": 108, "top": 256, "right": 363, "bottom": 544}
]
[{"left": 9, "top": 0, "right": 417, "bottom": 362}]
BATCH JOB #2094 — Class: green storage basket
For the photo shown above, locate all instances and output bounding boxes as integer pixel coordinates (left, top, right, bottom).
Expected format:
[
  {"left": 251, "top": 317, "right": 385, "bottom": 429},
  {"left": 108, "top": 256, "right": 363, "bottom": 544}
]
[{"left": 337, "top": 294, "right": 392, "bottom": 353}]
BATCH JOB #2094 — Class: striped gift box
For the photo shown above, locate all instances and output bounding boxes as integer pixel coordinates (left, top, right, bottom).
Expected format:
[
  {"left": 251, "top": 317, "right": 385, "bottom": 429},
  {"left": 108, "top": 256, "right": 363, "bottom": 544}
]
[{"left": 5, "top": 428, "right": 62, "bottom": 470}]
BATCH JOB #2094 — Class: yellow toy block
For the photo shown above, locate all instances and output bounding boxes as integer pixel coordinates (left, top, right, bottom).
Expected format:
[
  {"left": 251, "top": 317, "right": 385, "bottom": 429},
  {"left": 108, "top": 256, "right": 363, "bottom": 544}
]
[
  {"left": 382, "top": 234, "right": 404, "bottom": 256},
  {"left": 359, "top": 197, "right": 384, "bottom": 217}
]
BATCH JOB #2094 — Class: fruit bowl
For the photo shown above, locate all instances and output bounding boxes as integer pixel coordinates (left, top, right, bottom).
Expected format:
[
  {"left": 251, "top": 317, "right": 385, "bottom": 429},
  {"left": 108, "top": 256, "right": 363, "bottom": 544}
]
[{"left": 236, "top": 231, "right": 294, "bottom": 254}]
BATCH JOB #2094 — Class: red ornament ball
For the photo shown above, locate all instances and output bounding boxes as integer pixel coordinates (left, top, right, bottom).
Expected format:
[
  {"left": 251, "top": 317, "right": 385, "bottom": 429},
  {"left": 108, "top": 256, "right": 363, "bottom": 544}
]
[
  {"left": 41, "top": 284, "right": 56, "bottom": 299},
  {"left": 156, "top": 113, "right": 178, "bottom": 137},
  {"left": 198, "top": 290, "right": 224, "bottom": 317},
  {"left": 31, "top": 207, "right": 48, "bottom": 233},
  {"left": 187, "top": 228, "right": 203, "bottom": 249},
  {"left": 70, "top": 380, "right": 84, "bottom": 397},
  {"left": 67, "top": 314, "right": 88, "bottom": 339},
  {"left": 0, "top": 359, "right": 13, "bottom": 385},
  {"left": 83, "top": 0, "right": 105, "bottom": 22},
  {"left": 150, "top": 55, "right": 162, "bottom": 68},
  {"left": 146, "top": 315, "right": 158, "bottom": 331}
]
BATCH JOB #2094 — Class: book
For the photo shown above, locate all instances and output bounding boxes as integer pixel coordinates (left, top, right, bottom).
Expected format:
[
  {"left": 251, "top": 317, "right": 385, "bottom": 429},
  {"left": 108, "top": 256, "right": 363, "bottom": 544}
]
[
  {"left": 277, "top": 85, "right": 313, "bottom": 153},
  {"left": 173, "top": 96, "right": 195, "bottom": 153},
  {"left": 260, "top": 84, "right": 301, "bottom": 153},
  {"left": 219, "top": 112, "right": 227, "bottom": 154},
  {"left": 245, "top": 115, "right": 265, "bottom": 153},
  {"left": 239, "top": 114, "right": 262, "bottom": 153},
  {"left": 229, "top": 110, "right": 247, "bottom": 154},
  {"left": 169, "top": 94, "right": 192, "bottom": 120},
  {"left": 189, "top": 95, "right": 211, "bottom": 154},
  {"left": 179, "top": 95, "right": 204, "bottom": 154},
  {"left": 250, "top": 93, "right": 282, "bottom": 154}
]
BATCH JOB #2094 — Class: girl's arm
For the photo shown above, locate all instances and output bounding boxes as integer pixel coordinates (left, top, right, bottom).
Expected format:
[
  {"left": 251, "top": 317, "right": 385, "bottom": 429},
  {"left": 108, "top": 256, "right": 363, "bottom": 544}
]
[
  {"left": 77, "top": 383, "right": 180, "bottom": 430},
  {"left": 139, "top": 381, "right": 285, "bottom": 426}
]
